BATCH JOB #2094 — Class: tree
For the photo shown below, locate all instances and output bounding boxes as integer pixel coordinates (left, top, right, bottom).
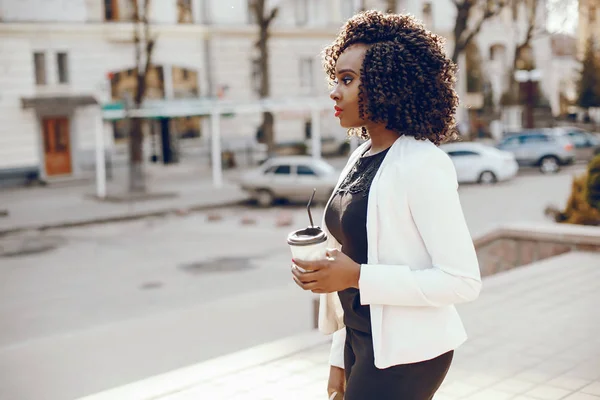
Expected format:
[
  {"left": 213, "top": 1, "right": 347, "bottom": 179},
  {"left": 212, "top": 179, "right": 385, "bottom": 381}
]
[
  {"left": 501, "top": 0, "right": 541, "bottom": 97},
  {"left": 451, "top": 0, "right": 508, "bottom": 64},
  {"left": 577, "top": 38, "right": 600, "bottom": 110},
  {"left": 127, "top": 0, "right": 156, "bottom": 192},
  {"left": 249, "top": 0, "right": 278, "bottom": 156},
  {"left": 498, "top": 0, "right": 543, "bottom": 126},
  {"left": 465, "top": 41, "right": 483, "bottom": 93},
  {"left": 510, "top": 0, "right": 539, "bottom": 72}
]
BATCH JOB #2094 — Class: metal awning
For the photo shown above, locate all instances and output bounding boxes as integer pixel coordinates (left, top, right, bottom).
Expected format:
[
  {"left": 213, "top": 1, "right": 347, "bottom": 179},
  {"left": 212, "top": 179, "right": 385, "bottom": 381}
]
[
  {"left": 101, "top": 97, "right": 333, "bottom": 120},
  {"left": 22, "top": 95, "right": 98, "bottom": 109},
  {"left": 93, "top": 96, "right": 338, "bottom": 198}
]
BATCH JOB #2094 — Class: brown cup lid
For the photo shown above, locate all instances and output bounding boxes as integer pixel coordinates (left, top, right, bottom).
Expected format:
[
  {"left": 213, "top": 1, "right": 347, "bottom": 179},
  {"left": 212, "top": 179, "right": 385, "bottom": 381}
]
[{"left": 287, "top": 227, "right": 327, "bottom": 246}]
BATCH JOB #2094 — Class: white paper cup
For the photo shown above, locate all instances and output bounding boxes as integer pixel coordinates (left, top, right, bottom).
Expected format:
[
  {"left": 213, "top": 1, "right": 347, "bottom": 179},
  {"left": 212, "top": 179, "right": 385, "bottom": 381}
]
[{"left": 287, "top": 227, "right": 328, "bottom": 272}]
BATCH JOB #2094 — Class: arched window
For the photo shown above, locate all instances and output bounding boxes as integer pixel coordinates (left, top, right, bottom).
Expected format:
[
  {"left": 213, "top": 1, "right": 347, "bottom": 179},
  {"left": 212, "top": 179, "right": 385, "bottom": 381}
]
[{"left": 489, "top": 43, "right": 507, "bottom": 64}]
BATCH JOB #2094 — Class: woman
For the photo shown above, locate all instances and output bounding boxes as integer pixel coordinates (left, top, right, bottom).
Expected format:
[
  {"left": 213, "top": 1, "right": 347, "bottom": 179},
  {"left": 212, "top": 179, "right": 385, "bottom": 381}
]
[{"left": 291, "top": 11, "right": 481, "bottom": 400}]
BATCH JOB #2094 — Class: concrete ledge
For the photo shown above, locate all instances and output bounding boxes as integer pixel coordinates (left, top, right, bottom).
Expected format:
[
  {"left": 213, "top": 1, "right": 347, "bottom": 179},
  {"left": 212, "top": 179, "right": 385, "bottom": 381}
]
[
  {"left": 76, "top": 330, "right": 329, "bottom": 400},
  {"left": 0, "top": 199, "right": 248, "bottom": 237},
  {"left": 474, "top": 222, "right": 600, "bottom": 277},
  {"left": 87, "top": 192, "right": 178, "bottom": 203}
]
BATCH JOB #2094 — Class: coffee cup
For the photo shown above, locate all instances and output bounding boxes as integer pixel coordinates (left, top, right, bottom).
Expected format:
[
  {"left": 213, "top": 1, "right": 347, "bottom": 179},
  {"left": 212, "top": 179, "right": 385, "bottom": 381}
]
[{"left": 287, "top": 226, "right": 328, "bottom": 272}]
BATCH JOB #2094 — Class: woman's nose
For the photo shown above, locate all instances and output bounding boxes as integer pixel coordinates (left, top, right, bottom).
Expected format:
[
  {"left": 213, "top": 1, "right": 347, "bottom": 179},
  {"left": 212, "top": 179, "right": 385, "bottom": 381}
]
[{"left": 330, "top": 86, "right": 341, "bottom": 101}]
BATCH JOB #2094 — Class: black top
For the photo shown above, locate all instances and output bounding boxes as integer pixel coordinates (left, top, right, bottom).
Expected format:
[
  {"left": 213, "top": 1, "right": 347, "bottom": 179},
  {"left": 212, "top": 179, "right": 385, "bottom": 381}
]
[{"left": 324, "top": 147, "right": 390, "bottom": 333}]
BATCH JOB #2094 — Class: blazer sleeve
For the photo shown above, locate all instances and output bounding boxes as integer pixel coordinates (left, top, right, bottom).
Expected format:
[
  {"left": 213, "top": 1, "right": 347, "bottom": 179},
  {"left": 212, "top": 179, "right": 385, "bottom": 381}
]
[
  {"left": 329, "top": 327, "right": 346, "bottom": 368},
  {"left": 358, "top": 149, "right": 482, "bottom": 307}
]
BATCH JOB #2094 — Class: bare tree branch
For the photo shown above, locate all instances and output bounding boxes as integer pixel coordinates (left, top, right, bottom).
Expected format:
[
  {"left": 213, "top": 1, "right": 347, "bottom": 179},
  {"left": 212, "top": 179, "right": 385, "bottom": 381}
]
[
  {"left": 127, "top": 0, "right": 158, "bottom": 192},
  {"left": 452, "top": 0, "right": 507, "bottom": 63},
  {"left": 142, "top": 0, "right": 155, "bottom": 80},
  {"left": 459, "top": 6, "right": 501, "bottom": 48},
  {"left": 132, "top": 0, "right": 142, "bottom": 101},
  {"left": 251, "top": 0, "right": 278, "bottom": 155},
  {"left": 512, "top": 0, "right": 539, "bottom": 71},
  {"left": 266, "top": 7, "right": 278, "bottom": 24}
]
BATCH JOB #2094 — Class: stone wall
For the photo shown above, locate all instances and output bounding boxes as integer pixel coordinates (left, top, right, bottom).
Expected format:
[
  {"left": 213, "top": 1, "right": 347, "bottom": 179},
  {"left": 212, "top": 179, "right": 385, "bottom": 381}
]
[
  {"left": 312, "top": 223, "right": 600, "bottom": 328},
  {"left": 474, "top": 223, "right": 600, "bottom": 277}
]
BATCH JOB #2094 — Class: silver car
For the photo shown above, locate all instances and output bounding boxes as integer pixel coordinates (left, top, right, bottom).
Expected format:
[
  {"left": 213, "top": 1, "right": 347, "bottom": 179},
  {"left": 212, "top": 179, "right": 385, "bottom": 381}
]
[
  {"left": 238, "top": 156, "right": 339, "bottom": 207},
  {"left": 496, "top": 130, "right": 575, "bottom": 173},
  {"left": 549, "top": 126, "right": 600, "bottom": 163}
]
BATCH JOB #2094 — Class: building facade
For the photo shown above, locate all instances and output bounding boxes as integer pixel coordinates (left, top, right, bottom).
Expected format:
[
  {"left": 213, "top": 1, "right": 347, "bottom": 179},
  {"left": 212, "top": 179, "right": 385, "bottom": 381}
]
[
  {"left": 0, "top": 0, "right": 571, "bottom": 186},
  {"left": 0, "top": 0, "right": 212, "bottom": 184}
]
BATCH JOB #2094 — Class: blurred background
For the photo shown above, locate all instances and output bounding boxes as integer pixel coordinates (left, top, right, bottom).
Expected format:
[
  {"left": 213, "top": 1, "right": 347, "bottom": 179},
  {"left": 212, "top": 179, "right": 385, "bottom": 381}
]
[{"left": 1, "top": 1, "right": 600, "bottom": 400}]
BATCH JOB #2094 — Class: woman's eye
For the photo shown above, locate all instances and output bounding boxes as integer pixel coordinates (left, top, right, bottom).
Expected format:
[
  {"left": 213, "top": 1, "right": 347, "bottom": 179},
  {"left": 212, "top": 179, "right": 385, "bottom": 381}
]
[{"left": 332, "top": 77, "right": 353, "bottom": 86}]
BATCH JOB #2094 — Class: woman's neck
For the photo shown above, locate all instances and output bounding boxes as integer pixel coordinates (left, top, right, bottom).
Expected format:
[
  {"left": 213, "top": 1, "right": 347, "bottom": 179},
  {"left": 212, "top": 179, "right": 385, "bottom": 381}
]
[{"left": 364, "top": 124, "right": 400, "bottom": 154}]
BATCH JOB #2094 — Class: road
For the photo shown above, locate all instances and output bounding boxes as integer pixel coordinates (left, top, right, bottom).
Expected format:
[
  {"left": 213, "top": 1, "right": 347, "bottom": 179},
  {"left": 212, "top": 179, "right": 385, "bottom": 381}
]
[{"left": 0, "top": 164, "right": 586, "bottom": 400}]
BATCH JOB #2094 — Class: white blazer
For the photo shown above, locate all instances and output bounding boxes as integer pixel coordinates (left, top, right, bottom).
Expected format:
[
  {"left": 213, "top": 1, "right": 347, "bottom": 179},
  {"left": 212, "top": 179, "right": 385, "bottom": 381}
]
[{"left": 318, "top": 135, "right": 482, "bottom": 370}]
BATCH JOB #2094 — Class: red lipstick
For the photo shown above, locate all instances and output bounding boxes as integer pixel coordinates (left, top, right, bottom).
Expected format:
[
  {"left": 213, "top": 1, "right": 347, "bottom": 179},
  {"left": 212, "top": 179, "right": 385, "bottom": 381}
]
[{"left": 334, "top": 106, "right": 342, "bottom": 117}]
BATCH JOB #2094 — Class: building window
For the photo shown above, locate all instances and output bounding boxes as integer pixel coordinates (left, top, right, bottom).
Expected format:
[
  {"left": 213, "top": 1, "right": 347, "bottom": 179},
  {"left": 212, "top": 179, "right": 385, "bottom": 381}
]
[
  {"left": 34, "top": 52, "right": 46, "bottom": 85},
  {"left": 57, "top": 53, "right": 69, "bottom": 84},
  {"left": 296, "top": 0, "right": 309, "bottom": 26},
  {"left": 489, "top": 43, "right": 506, "bottom": 63},
  {"left": 299, "top": 58, "right": 314, "bottom": 90},
  {"left": 177, "top": 0, "right": 193, "bottom": 23},
  {"left": 104, "top": 0, "right": 119, "bottom": 21}
]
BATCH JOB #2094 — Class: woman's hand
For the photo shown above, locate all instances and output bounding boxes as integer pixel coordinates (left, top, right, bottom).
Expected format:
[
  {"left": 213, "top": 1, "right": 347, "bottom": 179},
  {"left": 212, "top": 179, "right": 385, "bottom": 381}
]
[
  {"left": 292, "top": 249, "right": 360, "bottom": 294},
  {"left": 328, "top": 365, "right": 345, "bottom": 399}
]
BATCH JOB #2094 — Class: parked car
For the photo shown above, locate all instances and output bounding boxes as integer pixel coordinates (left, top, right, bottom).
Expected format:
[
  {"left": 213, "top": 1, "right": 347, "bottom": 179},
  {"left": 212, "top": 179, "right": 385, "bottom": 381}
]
[
  {"left": 440, "top": 142, "right": 518, "bottom": 184},
  {"left": 496, "top": 129, "right": 575, "bottom": 173},
  {"left": 549, "top": 126, "right": 600, "bottom": 162},
  {"left": 238, "top": 156, "right": 339, "bottom": 207}
]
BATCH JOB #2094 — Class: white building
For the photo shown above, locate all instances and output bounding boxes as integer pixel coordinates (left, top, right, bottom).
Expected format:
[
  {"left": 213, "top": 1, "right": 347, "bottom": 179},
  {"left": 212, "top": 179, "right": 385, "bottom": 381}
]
[
  {"left": 0, "top": 0, "right": 210, "bottom": 185},
  {"left": 0, "top": 0, "right": 571, "bottom": 186},
  {"left": 1, "top": 0, "right": 372, "bottom": 185}
]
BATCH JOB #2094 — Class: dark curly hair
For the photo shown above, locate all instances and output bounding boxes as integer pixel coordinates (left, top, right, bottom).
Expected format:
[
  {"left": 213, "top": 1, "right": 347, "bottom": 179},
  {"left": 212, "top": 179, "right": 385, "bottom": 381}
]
[{"left": 323, "top": 11, "right": 459, "bottom": 145}]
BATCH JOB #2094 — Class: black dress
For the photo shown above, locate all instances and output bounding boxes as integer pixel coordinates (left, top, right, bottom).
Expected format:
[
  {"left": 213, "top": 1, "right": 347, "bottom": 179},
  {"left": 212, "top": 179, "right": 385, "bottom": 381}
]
[{"left": 324, "top": 146, "right": 453, "bottom": 400}]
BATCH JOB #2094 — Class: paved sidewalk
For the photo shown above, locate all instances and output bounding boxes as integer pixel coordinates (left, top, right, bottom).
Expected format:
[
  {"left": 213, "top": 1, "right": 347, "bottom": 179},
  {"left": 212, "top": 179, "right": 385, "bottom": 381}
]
[
  {"left": 80, "top": 251, "right": 600, "bottom": 400},
  {"left": 0, "top": 164, "right": 249, "bottom": 235}
]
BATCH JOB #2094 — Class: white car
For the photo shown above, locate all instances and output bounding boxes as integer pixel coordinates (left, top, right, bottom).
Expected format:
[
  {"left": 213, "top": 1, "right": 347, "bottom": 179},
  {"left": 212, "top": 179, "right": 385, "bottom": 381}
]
[
  {"left": 440, "top": 142, "right": 518, "bottom": 184},
  {"left": 238, "top": 156, "right": 340, "bottom": 206}
]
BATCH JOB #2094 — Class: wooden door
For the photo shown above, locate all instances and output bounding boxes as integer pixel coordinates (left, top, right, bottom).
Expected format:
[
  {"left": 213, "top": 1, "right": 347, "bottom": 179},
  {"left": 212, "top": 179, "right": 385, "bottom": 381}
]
[{"left": 42, "top": 117, "right": 72, "bottom": 176}]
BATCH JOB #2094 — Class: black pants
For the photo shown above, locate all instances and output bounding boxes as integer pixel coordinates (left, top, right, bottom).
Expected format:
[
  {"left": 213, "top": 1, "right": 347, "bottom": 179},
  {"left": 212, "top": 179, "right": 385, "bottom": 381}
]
[{"left": 344, "top": 328, "right": 453, "bottom": 400}]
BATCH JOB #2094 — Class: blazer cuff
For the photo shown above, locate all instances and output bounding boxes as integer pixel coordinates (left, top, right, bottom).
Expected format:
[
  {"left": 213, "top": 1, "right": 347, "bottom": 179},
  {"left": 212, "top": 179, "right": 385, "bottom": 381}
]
[{"left": 329, "top": 328, "right": 346, "bottom": 369}]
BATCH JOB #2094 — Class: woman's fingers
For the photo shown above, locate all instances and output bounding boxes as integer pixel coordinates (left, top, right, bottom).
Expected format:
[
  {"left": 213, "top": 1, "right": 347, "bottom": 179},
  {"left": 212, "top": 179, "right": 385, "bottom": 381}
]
[
  {"left": 291, "top": 264, "right": 320, "bottom": 282},
  {"left": 292, "top": 275, "right": 320, "bottom": 291},
  {"left": 293, "top": 258, "right": 328, "bottom": 271}
]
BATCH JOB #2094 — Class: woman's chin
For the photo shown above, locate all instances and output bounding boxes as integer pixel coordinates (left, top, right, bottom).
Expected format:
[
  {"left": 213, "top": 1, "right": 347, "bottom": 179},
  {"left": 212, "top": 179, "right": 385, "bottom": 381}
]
[{"left": 339, "top": 120, "right": 359, "bottom": 129}]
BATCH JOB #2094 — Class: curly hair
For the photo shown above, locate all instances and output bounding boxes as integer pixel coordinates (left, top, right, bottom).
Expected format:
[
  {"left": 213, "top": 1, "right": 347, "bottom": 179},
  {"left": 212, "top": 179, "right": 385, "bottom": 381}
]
[{"left": 323, "top": 11, "right": 459, "bottom": 145}]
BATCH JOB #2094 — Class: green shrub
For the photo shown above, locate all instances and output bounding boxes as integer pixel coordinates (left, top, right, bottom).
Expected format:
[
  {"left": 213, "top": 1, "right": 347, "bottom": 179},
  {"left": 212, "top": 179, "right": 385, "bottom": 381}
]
[{"left": 545, "top": 154, "right": 600, "bottom": 225}]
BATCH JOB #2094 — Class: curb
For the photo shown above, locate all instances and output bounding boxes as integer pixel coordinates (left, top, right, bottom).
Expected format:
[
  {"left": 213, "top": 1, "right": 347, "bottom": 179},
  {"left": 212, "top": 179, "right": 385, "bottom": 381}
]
[
  {"left": 76, "top": 330, "right": 330, "bottom": 400},
  {"left": 0, "top": 199, "right": 249, "bottom": 237}
]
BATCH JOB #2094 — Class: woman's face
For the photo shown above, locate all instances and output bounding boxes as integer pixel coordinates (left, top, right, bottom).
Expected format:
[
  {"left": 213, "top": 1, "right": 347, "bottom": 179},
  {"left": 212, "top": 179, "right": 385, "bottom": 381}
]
[{"left": 330, "top": 44, "right": 368, "bottom": 129}]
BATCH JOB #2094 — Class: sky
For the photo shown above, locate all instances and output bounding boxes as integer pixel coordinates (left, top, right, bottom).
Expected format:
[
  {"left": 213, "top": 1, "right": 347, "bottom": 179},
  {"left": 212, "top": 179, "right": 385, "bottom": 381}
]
[{"left": 546, "top": 0, "right": 578, "bottom": 34}]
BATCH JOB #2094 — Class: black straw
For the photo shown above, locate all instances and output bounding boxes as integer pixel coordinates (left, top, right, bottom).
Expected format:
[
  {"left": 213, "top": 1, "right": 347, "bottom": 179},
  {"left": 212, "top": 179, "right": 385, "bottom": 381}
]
[{"left": 307, "top": 188, "right": 316, "bottom": 228}]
